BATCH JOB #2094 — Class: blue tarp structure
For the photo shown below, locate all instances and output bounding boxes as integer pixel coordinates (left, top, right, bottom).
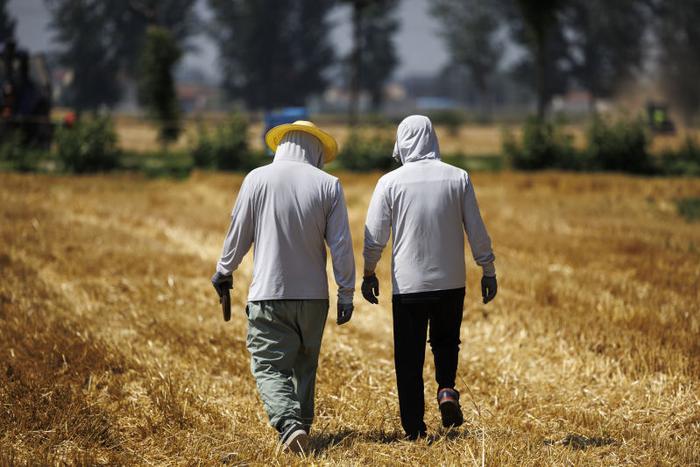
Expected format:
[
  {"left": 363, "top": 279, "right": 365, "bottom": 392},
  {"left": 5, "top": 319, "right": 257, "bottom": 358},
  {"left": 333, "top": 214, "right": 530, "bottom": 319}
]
[{"left": 263, "top": 107, "right": 309, "bottom": 155}]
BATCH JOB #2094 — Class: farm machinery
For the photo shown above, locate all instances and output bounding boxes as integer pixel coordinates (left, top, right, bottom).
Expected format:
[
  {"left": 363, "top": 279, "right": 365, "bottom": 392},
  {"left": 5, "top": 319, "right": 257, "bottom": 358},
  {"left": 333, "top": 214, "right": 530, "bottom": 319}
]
[
  {"left": 0, "top": 39, "right": 53, "bottom": 148},
  {"left": 646, "top": 101, "right": 676, "bottom": 134}
]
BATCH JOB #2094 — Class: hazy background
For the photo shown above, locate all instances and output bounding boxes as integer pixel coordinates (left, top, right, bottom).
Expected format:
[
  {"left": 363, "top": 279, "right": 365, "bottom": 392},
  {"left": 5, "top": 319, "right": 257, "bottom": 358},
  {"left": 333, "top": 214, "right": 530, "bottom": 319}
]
[
  {"left": 9, "top": 0, "right": 451, "bottom": 80},
  {"left": 5, "top": 0, "right": 698, "bottom": 126},
  {"left": 1, "top": 0, "right": 699, "bottom": 179}
]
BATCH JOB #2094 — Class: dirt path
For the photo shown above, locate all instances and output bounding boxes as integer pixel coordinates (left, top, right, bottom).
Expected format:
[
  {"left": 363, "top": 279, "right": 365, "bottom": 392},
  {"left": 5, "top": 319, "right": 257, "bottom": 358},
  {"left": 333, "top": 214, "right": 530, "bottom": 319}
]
[{"left": 1, "top": 171, "right": 699, "bottom": 465}]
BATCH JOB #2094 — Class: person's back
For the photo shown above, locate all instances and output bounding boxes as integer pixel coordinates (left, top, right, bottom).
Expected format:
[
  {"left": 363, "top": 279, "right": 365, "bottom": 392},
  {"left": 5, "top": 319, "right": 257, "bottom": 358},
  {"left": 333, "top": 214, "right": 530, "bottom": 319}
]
[
  {"left": 240, "top": 157, "right": 350, "bottom": 301},
  {"left": 375, "top": 159, "right": 491, "bottom": 293},
  {"left": 364, "top": 116, "right": 495, "bottom": 295},
  {"left": 212, "top": 126, "right": 354, "bottom": 455},
  {"left": 361, "top": 115, "right": 497, "bottom": 440},
  {"left": 216, "top": 131, "right": 353, "bottom": 304}
]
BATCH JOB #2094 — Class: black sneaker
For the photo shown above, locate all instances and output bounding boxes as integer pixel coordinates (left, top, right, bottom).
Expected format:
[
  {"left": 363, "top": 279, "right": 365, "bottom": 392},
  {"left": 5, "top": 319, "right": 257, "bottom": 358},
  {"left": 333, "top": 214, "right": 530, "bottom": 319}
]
[
  {"left": 280, "top": 423, "right": 310, "bottom": 455},
  {"left": 438, "top": 388, "right": 464, "bottom": 428},
  {"left": 406, "top": 430, "right": 427, "bottom": 441}
]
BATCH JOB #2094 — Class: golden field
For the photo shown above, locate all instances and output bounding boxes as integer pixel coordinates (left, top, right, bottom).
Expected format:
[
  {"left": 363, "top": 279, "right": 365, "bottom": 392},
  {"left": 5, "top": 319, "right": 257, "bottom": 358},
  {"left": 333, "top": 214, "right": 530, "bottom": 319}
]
[
  {"left": 114, "top": 118, "right": 515, "bottom": 155},
  {"left": 1, "top": 170, "right": 699, "bottom": 465}
]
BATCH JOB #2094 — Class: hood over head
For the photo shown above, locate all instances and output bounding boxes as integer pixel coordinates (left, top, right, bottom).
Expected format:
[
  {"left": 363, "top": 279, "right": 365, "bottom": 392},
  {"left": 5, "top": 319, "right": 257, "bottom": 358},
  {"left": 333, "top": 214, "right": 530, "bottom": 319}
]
[
  {"left": 392, "top": 115, "right": 441, "bottom": 164},
  {"left": 274, "top": 130, "right": 324, "bottom": 168}
]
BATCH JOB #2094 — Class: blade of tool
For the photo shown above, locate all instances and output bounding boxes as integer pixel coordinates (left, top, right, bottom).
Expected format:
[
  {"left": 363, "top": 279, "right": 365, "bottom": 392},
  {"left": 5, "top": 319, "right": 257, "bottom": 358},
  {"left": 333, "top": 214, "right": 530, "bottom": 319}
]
[{"left": 221, "top": 288, "right": 231, "bottom": 322}]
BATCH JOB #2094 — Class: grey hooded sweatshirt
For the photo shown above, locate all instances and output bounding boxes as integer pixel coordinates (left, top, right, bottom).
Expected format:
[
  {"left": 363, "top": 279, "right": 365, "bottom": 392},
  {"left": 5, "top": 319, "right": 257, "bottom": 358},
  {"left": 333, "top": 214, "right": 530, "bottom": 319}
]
[
  {"left": 216, "top": 131, "right": 355, "bottom": 304},
  {"left": 363, "top": 115, "right": 495, "bottom": 295}
]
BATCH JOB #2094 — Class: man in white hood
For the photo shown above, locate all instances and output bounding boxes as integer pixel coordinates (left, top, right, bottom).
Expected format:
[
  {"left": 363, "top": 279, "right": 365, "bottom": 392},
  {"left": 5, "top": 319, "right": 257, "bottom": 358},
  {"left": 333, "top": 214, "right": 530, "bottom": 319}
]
[
  {"left": 361, "top": 115, "right": 497, "bottom": 439},
  {"left": 211, "top": 121, "right": 355, "bottom": 454}
]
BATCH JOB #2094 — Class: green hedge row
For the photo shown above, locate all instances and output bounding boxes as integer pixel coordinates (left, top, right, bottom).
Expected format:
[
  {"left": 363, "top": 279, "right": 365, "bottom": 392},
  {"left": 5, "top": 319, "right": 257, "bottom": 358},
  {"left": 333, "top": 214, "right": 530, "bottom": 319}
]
[
  {"left": 0, "top": 114, "right": 265, "bottom": 176},
  {"left": 190, "top": 114, "right": 262, "bottom": 172},
  {"left": 1, "top": 114, "right": 698, "bottom": 177},
  {"left": 0, "top": 116, "right": 121, "bottom": 173},
  {"left": 504, "top": 116, "right": 700, "bottom": 176},
  {"left": 336, "top": 130, "right": 396, "bottom": 171}
]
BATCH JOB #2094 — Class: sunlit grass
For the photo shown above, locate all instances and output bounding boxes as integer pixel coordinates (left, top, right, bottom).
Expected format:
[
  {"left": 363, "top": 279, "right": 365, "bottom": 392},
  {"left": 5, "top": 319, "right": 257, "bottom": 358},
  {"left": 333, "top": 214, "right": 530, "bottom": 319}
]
[{"left": 1, "top": 170, "right": 699, "bottom": 464}]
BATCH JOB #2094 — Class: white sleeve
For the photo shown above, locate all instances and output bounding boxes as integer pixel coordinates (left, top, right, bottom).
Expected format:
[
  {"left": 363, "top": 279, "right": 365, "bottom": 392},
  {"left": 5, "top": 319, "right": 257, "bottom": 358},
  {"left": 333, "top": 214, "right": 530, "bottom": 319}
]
[
  {"left": 363, "top": 178, "right": 392, "bottom": 272},
  {"left": 462, "top": 175, "right": 496, "bottom": 277},
  {"left": 325, "top": 180, "right": 356, "bottom": 304},
  {"left": 216, "top": 178, "right": 255, "bottom": 276}
]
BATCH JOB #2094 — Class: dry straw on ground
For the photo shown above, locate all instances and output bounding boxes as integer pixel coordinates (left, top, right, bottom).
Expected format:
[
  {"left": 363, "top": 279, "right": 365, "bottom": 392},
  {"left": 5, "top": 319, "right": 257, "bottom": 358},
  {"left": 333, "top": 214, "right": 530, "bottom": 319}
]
[{"left": 1, "top": 170, "right": 699, "bottom": 465}]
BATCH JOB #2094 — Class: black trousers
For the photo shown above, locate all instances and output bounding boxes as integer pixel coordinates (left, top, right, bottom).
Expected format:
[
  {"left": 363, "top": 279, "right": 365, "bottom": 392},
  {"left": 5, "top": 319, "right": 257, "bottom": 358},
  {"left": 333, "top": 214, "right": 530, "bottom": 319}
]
[{"left": 392, "top": 287, "right": 465, "bottom": 437}]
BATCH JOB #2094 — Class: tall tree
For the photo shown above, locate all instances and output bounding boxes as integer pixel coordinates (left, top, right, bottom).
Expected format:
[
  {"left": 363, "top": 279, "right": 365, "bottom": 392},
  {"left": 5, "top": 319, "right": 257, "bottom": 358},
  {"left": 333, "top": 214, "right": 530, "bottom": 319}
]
[
  {"left": 138, "top": 26, "right": 182, "bottom": 144},
  {"left": 342, "top": 0, "right": 397, "bottom": 124},
  {"left": 46, "top": 0, "right": 197, "bottom": 111},
  {"left": 355, "top": 0, "right": 399, "bottom": 111},
  {"left": 562, "top": 0, "right": 648, "bottom": 107},
  {"left": 655, "top": 0, "right": 700, "bottom": 124},
  {"left": 208, "top": 0, "right": 335, "bottom": 110},
  {"left": 0, "top": 0, "right": 16, "bottom": 44},
  {"left": 46, "top": 0, "right": 122, "bottom": 111},
  {"left": 360, "top": 0, "right": 399, "bottom": 111},
  {"left": 347, "top": 0, "right": 363, "bottom": 125},
  {"left": 431, "top": 0, "right": 503, "bottom": 118},
  {"left": 511, "top": 0, "right": 566, "bottom": 120},
  {"left": 107, "top": 0, "right": 198, "bottom": 77}
]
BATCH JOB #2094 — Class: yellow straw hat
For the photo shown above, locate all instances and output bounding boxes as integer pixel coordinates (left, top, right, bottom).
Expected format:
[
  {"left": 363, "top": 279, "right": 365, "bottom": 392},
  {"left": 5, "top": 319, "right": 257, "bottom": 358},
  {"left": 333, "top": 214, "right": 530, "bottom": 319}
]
[{"left": 264, "top": 120, "right": 338, "bottom": 163}]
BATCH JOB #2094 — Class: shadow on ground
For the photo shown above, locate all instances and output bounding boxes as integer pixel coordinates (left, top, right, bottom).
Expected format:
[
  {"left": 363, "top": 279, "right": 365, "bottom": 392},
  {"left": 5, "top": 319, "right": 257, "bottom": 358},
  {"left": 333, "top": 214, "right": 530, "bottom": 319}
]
[
  {"left": 544, "top": 434, "right": 617, "bottom": 450},
  {"left": 310, "top": 427, "right": 472, "bottom": 453}
]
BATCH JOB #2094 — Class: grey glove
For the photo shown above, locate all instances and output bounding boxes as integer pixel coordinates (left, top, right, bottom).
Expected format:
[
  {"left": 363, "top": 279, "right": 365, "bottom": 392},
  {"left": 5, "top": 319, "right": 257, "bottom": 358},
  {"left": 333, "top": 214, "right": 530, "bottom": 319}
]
[
  {"left": 211, "top": 271, "right": 233, "bottom": 298},
  {"left": 361, "top": 273, "right": 380, "bottom": 304},
  {"left": 481, "top": 275, "right": 497, "bottom": 304},
  {"left": 337, "top": 302, "right": 354, "bottom": 325}
]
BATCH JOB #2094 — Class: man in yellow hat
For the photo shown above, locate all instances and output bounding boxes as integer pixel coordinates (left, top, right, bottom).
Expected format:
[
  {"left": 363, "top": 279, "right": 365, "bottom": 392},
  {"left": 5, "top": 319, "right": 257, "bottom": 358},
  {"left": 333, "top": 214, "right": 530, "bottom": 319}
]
[{"left": 211, "top": 121, "right": 355, "bottom": 455}]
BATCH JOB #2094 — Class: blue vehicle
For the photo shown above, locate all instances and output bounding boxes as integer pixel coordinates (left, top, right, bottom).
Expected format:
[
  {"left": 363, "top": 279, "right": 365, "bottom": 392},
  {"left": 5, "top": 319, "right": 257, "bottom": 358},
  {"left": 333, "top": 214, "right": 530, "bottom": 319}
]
[{"left": 263, "top": 107, "right": 309, "bottom": 155}]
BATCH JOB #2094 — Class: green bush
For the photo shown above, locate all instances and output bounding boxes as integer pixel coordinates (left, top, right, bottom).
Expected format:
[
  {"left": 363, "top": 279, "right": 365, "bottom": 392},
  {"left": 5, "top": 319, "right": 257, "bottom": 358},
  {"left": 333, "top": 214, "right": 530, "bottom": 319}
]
[
  {"left": 54, "top": 116, "right": 120, "bottom": 173},
  {"left": 503, "top": 118, "right": 580, "bottom": 170},
  {"left": 138, "top": 26, "right": 182, "bottom": 144},
  {"left": 586, "top": 116, "right": 653, "bottom": 174},
  {"left": 191, "top": 114, "right": 255, "bottom": 171},
  {"left": 660, "top": 137, "right": 700, "bottom": 176},
  {"left": 0, "top": 132, "right": 39, "bottom": 172},
  {"left": 677, "top": 197, "right": 700, "bottom": 222},
  {"left": 429, "top": 110, "right": 465, "bottom": 136},
  {"left": 337, "top": 131, "right": 396, "bottom": 171}
]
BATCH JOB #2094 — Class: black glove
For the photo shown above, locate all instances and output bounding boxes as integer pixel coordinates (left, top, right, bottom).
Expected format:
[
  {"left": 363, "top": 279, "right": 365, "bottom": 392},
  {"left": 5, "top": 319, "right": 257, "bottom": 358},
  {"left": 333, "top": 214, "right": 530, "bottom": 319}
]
[
  {"left": 361, "top": 273, "right": 380, "bottom": 304},
  {"left": 337, "top": 302, "right": 354, "bottom": 325},
  {"left": 211, "top": 271, "right": 233, "bottom": 298},
  {"left": 481, "top": 275, "right": 497, "bottom": 304}
]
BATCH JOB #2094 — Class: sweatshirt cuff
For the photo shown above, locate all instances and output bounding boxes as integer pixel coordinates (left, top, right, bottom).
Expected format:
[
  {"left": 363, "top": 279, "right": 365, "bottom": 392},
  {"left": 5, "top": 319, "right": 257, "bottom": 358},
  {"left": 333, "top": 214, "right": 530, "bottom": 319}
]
[
  {"left": 338, "top": 288, "right": 354, "bottom": 305},
  {"left": 216, "top": 263, "right": 232, "bottom": 276},
  {"left": 363, "top": 258, "right": 378, "bottom": 274},
  {"left": 481, "top": 262, "right": 496, "bottom": 277}
]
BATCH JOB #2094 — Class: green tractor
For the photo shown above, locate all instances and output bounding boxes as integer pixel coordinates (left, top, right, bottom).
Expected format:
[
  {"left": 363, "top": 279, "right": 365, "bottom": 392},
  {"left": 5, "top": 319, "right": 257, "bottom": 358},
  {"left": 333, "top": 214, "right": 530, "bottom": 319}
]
[
  {"left": 0, "top": 39, "right": 53, "bottom": 148},
  {"left": 646, "top": 101, "right": 676, "bottom": 135}
]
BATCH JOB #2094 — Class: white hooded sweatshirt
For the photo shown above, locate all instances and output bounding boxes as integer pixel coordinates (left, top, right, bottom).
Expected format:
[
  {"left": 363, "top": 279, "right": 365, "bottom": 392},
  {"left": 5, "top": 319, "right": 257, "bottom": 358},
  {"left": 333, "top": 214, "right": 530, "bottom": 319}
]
[
  {"left": 363, "top": 115, "right": 495, "bottom": 295},
  {"left": 216, "top": 131, "right": 355, "bottom": 304}
]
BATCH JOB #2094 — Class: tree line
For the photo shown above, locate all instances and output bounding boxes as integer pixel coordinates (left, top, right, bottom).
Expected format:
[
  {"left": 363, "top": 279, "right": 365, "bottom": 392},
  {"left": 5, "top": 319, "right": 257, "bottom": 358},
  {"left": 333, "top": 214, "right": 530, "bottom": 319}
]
[
  {"left": 433, "top": 0, "right": 700, "bottom": 123},
  {"left": 36, "top": 0, "right": 397, "bottom": 119},
  {"left": 2, "top": 0, "right": 699, "bottom": 125}
]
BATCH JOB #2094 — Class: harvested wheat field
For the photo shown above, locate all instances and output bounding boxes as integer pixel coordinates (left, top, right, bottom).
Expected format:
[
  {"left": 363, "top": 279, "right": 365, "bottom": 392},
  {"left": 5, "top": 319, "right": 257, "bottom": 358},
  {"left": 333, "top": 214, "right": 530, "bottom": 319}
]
[{"left": 1, "top": 170, "right": 699, "bottom": 465}]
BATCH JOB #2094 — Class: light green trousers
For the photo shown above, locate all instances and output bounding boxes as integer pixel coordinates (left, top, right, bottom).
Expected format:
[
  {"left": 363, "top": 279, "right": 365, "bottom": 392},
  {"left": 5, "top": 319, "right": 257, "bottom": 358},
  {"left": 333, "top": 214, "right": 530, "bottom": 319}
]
[{"left": 246, "top": 299, "right": 329, "bottom": 434}]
